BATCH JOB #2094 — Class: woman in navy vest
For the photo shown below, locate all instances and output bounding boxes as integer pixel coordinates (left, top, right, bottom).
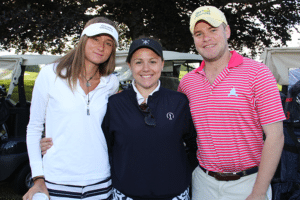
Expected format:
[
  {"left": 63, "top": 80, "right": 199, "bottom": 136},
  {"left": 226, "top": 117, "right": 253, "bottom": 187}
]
[{"left": 103, "top": 37, "right": 197, "bottom": 200}]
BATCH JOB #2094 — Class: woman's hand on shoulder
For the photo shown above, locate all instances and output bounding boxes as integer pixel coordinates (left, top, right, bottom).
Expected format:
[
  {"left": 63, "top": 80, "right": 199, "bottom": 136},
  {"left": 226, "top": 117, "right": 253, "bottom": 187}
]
[
  {"left": 22, "top": 178, "right": 49, "bottom": 200},
  {"left": 40, "top": 138, "right": 53, "bottom": 155}
]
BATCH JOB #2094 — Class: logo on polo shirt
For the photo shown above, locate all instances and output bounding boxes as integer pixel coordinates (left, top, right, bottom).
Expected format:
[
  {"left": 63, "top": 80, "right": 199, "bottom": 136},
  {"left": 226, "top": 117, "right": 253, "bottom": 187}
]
[
  {"left": 228, "top": 87, "right": 238, "bottom": 97},
  {"left": 166, "top": 112, "right": 174, "bottom": 120}
]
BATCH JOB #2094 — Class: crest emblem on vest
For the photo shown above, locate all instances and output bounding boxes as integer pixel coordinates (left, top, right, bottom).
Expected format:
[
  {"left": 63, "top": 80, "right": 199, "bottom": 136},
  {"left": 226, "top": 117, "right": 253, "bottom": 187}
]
[
  {"left": 166, "top": 112, "right": 174, "bottom": 120},
  {"left": 142, "top": 39, "right": 150, "bottom": 45},
  {"left": 228, "top": 87, "right": 238, "bottom": 97}
]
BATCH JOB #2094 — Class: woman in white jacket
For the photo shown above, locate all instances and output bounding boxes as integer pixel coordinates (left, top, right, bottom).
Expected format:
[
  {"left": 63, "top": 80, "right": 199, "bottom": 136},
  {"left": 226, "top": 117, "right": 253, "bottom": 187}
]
[{"left": 23, "top": 17, "right": 119, "bottom": 200}]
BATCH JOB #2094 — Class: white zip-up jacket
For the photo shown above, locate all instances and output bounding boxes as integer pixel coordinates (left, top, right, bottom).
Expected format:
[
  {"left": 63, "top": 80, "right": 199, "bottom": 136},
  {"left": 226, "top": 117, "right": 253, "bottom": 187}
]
[{"left": 27, "top": 63, "right": 119, "bottom": 184}]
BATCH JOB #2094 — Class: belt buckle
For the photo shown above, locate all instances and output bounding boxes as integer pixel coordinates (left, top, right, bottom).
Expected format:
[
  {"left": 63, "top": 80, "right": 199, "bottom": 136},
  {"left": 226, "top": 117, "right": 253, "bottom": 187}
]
[{"left": 214, "top": 172, "right": 240, "bottom": 181}]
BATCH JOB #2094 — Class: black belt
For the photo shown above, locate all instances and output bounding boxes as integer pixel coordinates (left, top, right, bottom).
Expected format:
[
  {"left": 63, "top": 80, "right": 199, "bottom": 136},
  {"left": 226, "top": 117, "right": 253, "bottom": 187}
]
[{"left": 199, "top": 165, "right": 258, "bottom": 181}]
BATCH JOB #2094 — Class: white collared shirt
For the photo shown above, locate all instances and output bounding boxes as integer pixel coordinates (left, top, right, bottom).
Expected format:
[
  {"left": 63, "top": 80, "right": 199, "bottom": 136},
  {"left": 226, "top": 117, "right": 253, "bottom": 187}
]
[{"left": 132, "top": 80, "right": 160, "bottom": 105}]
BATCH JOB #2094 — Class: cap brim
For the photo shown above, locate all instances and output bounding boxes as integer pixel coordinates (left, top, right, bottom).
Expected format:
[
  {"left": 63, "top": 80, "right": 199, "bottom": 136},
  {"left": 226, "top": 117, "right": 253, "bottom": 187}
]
[
  {"left": 127, "top": 38, "right": 163, "bottom": 63},
  {"left": 81, "top": 23, "right": 119, "bottom": 47},
  {"left": 199, "top": 17, "right": 223, "bottom": 27},
  {"left": 131, "top": 45, "right": 162, "bottom": 58}
]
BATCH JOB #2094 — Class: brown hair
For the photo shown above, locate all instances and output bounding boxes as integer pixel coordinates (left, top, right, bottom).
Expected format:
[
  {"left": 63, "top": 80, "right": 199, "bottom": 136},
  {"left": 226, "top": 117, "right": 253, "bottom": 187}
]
[
  {"left": 55, "top": 17, "right": 118, "bottom": 90},
  {"left": 221, "top": 22, "right": 227, "bottom": 30}
]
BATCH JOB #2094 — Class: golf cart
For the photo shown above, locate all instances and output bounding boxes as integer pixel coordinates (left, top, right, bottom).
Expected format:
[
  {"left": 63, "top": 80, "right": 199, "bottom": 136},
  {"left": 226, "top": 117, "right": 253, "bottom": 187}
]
[
  {"left": 114, "top": 50, "right": 203, "bottom": 90},
  {"left": 261, "top": 47, "right": 300, "bottom": 95},
  {"left": 0, "top": 51, "right": 202, "bottom": 194},
  {"left": 261, "top": 47, "right": 300, "bottom": 200},
  {"left": 0, "top": 55, "right": 60, "bottom": 194}
]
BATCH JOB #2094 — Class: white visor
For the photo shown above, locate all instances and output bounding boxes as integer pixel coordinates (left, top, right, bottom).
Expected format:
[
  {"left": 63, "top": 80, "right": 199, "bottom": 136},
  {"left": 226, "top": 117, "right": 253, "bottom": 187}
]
[{"left": 81, "top": 23, "right": 119, "bottom": 46}]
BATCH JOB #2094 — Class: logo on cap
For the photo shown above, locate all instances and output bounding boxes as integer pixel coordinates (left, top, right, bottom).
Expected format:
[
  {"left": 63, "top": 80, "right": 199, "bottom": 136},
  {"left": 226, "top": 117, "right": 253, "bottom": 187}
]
[
  {"left": 99, "top": 24, "right": 113, "bottom": 33},
  {"left": 194, "top": 8, "right": 211, "bottom": 19},
  {"left": 142, "top": 39, "right": 150, "bottom": 45}
]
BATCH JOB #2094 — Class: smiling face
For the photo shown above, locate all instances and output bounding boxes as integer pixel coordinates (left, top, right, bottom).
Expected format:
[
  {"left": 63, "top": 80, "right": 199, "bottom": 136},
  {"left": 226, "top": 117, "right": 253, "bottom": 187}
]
[
  {"left": 84, "top": 34, "right": 114, "bottom": 67},
  {"left": 193, "top": 21, "right": 230, "bottom": 62},
  {"left": 128, "top": 48, "right": 164, "bottom": 93}
]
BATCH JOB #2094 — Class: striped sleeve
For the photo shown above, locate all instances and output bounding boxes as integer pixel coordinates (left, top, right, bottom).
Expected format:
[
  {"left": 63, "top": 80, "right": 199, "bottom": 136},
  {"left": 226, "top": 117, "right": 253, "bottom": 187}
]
[{"left": 252, "top": 64, "right": 286, "bottom": 125}]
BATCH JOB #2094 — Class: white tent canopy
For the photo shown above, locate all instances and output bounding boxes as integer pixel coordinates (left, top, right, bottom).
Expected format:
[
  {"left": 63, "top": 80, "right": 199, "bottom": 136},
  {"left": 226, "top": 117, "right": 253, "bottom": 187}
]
[{"left": 261, "top": 47, "right": 300, "bottom": 85}]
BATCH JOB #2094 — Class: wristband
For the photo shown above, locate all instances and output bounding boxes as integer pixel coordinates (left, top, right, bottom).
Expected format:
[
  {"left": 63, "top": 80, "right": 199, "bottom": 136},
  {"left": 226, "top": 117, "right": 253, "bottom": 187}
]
[{"left": 32, "top": 176, "right": 45, "bottom": 183}]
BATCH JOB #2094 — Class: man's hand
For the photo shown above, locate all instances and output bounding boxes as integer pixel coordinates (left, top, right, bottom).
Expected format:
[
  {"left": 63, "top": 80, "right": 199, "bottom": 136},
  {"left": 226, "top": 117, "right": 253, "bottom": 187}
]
[{"left": 40, "top": 138, "right": 53, "bottom": 155}]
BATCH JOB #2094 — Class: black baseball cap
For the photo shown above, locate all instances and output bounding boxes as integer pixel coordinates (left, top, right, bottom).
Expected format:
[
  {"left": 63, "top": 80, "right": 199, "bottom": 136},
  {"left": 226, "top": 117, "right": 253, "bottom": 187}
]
[{"left": 126, "top": 38, "right": 163, "bottom": 63}]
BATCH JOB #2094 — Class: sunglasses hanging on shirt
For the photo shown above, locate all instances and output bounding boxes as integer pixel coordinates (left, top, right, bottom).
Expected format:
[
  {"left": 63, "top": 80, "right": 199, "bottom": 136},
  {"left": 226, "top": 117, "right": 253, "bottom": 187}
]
[{"left": 138, "top": 103, "right": 156, "bottom": 127}]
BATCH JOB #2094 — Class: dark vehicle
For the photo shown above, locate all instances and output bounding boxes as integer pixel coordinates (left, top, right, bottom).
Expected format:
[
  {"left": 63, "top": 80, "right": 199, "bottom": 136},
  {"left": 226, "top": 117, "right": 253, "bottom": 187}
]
[{"left": 0, "top": 55, "right": 59, "bottom": 194}]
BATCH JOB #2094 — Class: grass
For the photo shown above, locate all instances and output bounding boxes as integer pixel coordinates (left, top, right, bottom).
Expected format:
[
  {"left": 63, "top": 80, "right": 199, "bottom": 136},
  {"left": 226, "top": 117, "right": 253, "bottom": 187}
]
[
  {"left": 277, "top": 84, "right": 282, "bottom": 91},
  {"left": 0, "top": 69, "right": 192, "bottom": 106},
  {"left": 0, "top": 70, "right": 189, "bottom": 103},
  {"left": 179, "top": 70, "right": 188, "bottom": 81},
  {"left": 0, "top": 72, "right": 37, "bottom": 102}
]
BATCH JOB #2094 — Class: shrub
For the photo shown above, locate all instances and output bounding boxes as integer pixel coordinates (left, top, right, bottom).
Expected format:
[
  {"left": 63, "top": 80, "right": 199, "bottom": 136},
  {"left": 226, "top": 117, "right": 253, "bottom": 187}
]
[
  {"left": 25, "top": 65, "right": 40, "bottom": 73},
  {"left": 0, "top": 72, "right": 37, "bottom": 102}
]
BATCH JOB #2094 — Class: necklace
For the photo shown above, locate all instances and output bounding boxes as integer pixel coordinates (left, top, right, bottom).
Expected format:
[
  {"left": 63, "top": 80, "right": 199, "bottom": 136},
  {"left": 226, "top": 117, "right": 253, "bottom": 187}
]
[
  {"left": 82, "top": 68, "right": 99, "bottom": 116},
  {"left": 83, "top": 68, "right": 99, "bottom": 87}
]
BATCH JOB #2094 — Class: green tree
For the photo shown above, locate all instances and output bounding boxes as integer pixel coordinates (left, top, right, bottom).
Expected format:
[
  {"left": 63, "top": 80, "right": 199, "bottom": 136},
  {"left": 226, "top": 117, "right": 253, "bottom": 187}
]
[{"left": 0, "top": 0, "right": 299, "bottom": 57}]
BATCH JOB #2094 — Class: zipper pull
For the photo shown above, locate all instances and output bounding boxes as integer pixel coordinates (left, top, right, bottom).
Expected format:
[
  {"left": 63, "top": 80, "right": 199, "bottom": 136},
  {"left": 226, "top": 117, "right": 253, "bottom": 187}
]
[{"left": 87, "top": 100, "right": 90, "bottom": 116}]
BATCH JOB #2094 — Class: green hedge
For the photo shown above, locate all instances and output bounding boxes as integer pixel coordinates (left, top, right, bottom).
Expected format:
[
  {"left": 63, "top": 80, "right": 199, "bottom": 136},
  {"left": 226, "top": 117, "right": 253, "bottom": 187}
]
[
  {"left": 0, "top": 72, "right": 37, "bottom": 102},
  {"left": 25, "top": 65, "right": 40, "bottom": 73},
  {"left": 0, "top": 79, "right": 35, "bottom": 102},
  {"left": 179, "top": 71, "right": 188, "bottom": 81}
]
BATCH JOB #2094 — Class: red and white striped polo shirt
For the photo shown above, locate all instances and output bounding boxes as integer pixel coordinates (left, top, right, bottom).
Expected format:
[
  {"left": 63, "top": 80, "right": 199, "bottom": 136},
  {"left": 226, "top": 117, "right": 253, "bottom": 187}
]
[{"left": 178, "top": 51, "right": 286, "bottom": 172}]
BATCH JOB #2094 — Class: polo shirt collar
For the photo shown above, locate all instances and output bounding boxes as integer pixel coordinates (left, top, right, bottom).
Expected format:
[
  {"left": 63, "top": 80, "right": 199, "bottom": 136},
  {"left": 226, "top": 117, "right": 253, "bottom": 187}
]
[
  {"left": 98, "top": 76, "right": 109, "bottom": 86},
  {"left": 132, "top": 80, "right": 161, "bottom": 105},
  {"left": 92, "top": 75, "right": 111, "bottom": 90},
  {"left": 195, "top": 50, "right": 243, "bottom": 74}
]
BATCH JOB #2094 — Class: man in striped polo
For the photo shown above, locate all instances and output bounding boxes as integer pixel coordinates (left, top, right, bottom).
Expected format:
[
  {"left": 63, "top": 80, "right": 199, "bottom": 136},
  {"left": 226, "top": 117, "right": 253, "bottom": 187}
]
[{"left": 178, "top": 5, "right": 286, "bottom": 200}]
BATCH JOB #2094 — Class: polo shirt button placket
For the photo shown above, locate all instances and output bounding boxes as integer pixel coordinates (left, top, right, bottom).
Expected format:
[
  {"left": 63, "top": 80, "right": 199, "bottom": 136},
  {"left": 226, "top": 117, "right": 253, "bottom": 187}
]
[{"left": 208, "top": 85, "right": 214, "bottom": 95}]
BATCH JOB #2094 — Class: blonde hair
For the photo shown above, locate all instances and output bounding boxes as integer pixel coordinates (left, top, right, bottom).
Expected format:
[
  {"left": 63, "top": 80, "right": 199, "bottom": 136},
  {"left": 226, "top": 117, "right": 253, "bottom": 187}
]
[{"left": 55, "top": 17, "right": 118, "bottom": 90}]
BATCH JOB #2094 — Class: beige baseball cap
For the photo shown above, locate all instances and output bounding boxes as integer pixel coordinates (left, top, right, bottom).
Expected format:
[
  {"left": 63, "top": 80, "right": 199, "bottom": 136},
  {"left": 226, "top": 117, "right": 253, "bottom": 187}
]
[{"left": 190, "top": 6, "right": 228, "bottom": 34}]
